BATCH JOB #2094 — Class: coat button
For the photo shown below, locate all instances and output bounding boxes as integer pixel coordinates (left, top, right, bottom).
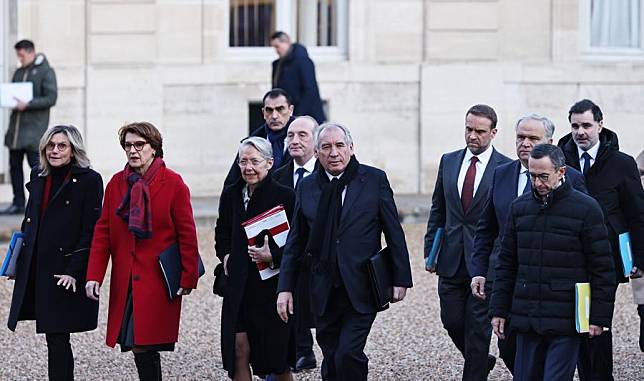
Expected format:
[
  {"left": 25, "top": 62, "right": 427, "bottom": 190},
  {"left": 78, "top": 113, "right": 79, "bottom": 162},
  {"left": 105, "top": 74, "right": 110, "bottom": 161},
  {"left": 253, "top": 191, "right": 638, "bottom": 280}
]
[
  {"left": 26, "top": 218, "right": 31, "bottom": 223},
  {"left": 59, "top": 247, "right": 63, "bottom": 252},
  {"left": 72, "top": 178, "right": 77, "bottom": 183},
  {"left": 22, "top": 242, "right": 26, "bottom": 247},
  {"left": 133, "top": 275, "right": 140, "bottom": 281},
  {"left": 65, "top": 200, "right": 70, "bottom": 205}
]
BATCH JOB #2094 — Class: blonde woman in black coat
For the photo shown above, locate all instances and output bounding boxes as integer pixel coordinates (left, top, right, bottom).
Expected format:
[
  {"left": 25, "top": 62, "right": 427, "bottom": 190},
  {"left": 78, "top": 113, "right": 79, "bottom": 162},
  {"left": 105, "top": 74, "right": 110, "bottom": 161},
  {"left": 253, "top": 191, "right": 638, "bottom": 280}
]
[{"left": 7, "top": 125, "right": 103, "bottom": 380}]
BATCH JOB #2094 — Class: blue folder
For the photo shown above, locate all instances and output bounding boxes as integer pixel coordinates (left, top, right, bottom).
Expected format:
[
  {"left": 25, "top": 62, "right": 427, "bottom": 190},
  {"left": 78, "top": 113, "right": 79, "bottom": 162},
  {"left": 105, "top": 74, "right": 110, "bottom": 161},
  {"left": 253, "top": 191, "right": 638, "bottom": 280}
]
[
  {"left": 1, "top": 232, "right": 24, "bottom": 277},
  {"left": 619, "top": 232, "right": 633, "bottom": 277},
  {"left": 425, "top": 227, "right": 444, "bottom": 269},
  {"left": 158, "top": 243, "right": 206, "bottom": 300}
]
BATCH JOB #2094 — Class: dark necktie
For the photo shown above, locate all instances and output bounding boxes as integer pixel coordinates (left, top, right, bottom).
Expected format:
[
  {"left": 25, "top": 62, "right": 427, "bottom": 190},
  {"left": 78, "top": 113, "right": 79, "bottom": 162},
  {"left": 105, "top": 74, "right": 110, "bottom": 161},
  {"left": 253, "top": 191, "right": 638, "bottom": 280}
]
[
  {"left": 522, "top": 170, "right": 531, "bottom": 195},
  {"left": 581, "top": 152, "right": 591, "bottom": 175},
  {"left": 461, "top": 156, "right": 478, "bottom": 213},
  {"left": 295, "top": 167, "right": 306, "bottom": 188}
]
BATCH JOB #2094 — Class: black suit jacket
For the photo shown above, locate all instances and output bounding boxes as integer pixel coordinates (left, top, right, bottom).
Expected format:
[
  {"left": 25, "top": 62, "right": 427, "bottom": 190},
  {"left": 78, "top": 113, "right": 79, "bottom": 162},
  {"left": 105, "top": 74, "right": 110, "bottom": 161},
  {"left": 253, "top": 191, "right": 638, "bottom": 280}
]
[
  {"left": 424, "top": 147, "right": 512, "bottom": 278},
  {"left": 277, "top": 164, "right": 413, "bottom": 316},
  {"left": 272, "top": 160, "right": 320, "bottom": 189}
]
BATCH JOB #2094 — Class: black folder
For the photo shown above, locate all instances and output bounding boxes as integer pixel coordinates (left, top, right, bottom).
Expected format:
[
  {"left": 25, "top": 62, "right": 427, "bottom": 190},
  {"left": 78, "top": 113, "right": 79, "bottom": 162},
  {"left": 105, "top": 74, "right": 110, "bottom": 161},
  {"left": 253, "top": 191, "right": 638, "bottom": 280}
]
[
  {"left": 158, "top": 243, "right": 206, "bottom": 300},
  {"left": 367, "top": 247, "right": 393, "bottom": 310}
]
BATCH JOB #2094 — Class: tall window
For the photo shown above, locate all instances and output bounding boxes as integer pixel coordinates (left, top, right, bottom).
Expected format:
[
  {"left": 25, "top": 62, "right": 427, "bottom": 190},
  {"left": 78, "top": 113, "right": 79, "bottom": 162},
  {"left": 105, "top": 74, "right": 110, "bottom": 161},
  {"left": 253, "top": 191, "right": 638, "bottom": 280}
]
[
  {"left": 228, "top": 0, "right": 348, "bottom": 56},
  {"left": 229, "top": 0, "right": 276, "bottom": 47},
  {"left": 590, "top": 0, "right": 640, "bottom": 48}
]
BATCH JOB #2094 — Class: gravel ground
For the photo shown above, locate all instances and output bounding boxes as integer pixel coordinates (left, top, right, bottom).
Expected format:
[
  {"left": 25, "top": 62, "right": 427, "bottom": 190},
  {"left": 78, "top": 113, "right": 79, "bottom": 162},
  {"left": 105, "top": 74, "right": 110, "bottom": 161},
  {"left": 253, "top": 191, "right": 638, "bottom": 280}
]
[{"left": 0, "top": 223, "right": 641, "bottom": 380}]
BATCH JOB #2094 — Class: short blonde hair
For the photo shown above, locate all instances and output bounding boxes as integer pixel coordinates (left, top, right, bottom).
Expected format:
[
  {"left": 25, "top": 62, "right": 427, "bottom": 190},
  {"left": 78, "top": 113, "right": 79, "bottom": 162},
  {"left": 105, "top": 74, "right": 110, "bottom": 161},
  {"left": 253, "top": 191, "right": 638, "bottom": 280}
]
[{"left": 38, "top": 125, "right": 91, "bottom": 176}]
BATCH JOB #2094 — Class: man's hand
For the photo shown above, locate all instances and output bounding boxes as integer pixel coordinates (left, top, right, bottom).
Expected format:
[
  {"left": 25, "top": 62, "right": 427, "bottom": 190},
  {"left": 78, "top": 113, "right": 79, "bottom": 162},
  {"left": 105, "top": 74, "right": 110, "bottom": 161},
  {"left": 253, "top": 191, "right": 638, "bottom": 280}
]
[
  {"left": 85, "top": 280, "right": 100, "bottom": 301},
  {"left": 223, "top": 254, "right": 230, "bottom": 276},
  {"left": 588, "top": 325, "right": 605, "bottom": 338},
  {"left": 425, "top": 259, "right": 436, "bottom": 273},
  {"left": 277, "top": 291, "right": 294, "bottom": 323},
  {"left": 471, "top": 276, "right": 487, "bottom": 300},
  {"left": 13, "top": 98, "right": 28, "bottom": 111},
  {"left": 492, "top": 317, "right": 506, "bottom": 340},
  {"left": 392, "top": 286, "right": 407, "bottom": 303},
  {"left": 630, "top": 266, "right": 643, "bottom": 279},
  {"left": 248, "top": 236, "right": 272, "bottom": 263},
  {"left": 54, "top": 274, "right": 76, "bottom": 293}
]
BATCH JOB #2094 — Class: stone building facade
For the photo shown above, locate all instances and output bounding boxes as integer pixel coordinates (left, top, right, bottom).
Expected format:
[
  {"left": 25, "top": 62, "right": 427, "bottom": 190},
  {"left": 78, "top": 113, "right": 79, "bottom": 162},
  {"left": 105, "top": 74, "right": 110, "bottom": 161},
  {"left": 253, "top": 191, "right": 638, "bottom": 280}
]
[{"left": 1, "top": 0, "right": 643, "bottom": 197}]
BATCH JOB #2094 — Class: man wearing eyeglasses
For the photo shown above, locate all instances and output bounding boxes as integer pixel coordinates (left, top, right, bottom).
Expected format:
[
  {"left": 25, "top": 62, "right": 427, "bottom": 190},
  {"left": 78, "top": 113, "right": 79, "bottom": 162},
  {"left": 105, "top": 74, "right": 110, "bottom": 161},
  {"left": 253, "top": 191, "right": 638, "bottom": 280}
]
[
  {"left": 490, "top": 144, "right": 616, "bottom": 381},
  {"left": 223, "top": 88, "right": 296, "bottom": 187},
  {"left": 558, "top": 99, "right": 644, "bottom": 381}
]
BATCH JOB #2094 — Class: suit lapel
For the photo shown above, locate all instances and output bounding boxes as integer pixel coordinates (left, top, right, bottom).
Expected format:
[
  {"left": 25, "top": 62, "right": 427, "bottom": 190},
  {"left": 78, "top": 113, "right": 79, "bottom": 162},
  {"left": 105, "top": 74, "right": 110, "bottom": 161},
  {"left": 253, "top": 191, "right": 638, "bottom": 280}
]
[
  {"left": 447, "top": 149, "right": 467, "bottom": 215},
  {"left": 337, "top": 166, "right": 367, "bottom": 235},
  {"left": 468, "top": 149, "right": 499, "bottom": 212},
  {"left": 26, "top": 175, "right": 45, "bottom": 226}
]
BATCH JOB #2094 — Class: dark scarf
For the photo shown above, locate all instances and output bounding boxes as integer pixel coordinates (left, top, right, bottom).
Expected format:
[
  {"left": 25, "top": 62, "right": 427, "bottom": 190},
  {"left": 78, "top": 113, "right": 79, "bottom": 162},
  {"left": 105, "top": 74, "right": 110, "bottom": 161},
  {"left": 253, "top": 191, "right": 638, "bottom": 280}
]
[
  {"left": 265, "top": 124, "right": 288, "bottom": 168},
  {"left": 305, "top": 156, "right": 360, "bottom": 286},
  {"left": 116, "top": 158, "right": 165, "bottom": 239}
]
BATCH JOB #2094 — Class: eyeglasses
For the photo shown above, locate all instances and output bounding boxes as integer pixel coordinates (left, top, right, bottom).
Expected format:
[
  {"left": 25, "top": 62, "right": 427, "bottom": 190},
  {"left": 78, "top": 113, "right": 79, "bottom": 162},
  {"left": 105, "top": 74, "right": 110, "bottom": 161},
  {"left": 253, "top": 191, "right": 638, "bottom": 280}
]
[
  {"left": 238, "top": 159, "right": 266, "bottom": 168},
  {"left": 529, "top": 171, "right": 558, "bottom": 182},
  {"left": 263, "top": 105, "right": 289, "bottom": 115},
  {"left": 123, "top": 141, "right": 148, "bottom": 151},
  {"left": 46, "top": 142, "right": 70, "bottom": 152}
]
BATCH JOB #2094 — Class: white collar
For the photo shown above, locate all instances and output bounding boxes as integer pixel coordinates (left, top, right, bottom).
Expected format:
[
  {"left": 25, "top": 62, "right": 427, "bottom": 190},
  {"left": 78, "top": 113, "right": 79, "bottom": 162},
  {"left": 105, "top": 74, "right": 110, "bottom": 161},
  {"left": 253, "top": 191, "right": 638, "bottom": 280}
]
[
  {"left": 577, "top": 141, "right": 600, "bottom": 161},
  {"left": 294, "top": 156, "right": 316, "bottom": 173},
  {"left": 463, "top": 145, "right": 494, "bottom": 166},
  {"left": 520, "top": 162, "right": 528, "bottom": 174},
  {"left": 326, "top": 171, "right": 343, "bottom": 181}
]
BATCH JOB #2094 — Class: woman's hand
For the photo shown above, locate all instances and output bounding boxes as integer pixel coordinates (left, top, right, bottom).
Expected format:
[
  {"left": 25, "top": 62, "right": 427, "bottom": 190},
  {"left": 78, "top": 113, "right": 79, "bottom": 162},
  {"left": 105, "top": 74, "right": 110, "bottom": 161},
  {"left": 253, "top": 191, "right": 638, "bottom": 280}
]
[
  {"left": 248, "top": 236, "right": 273, "bottom": 263},
  {"left": 54, "top": 274, "right": 76, "bottom": 292},
  {"left": 177, "top": 288, "right": 193, "bottom": 296},
  {"left": 85, "top": 280, "right": 100, "bottom": 300}
]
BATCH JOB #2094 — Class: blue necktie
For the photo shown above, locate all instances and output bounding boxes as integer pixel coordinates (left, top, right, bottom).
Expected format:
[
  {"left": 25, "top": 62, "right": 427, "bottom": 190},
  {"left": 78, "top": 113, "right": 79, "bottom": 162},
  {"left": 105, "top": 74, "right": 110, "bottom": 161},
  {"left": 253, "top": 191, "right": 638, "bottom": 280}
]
[
  {"left": 581, "top": 152, "right": 591, "bottom": 175},
  {"left": 522, "top": 171, "right": 531, "bottom": 195},
  {"left": 295, "top": 167, "right": 306, "bottom": 188}
]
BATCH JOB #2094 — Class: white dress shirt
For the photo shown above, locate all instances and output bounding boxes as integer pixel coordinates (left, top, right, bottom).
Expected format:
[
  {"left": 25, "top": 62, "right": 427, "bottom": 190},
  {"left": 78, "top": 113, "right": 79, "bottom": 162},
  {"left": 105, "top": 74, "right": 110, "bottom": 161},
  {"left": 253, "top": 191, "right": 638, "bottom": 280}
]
[
  {"left": 517, "top": 164, "right": 529, "bottom": 197},
  {"left": 577, "top": 141, "right": 600, "bottom": 170},
  {"left": 457, "top": 145, "right": 494, "bottom": 197},
  {"left": 326, "top": 171, "right": 347, "bottom": 204},
  {"left": 292, "top": 156, "right": 316, "bottom": 188}
]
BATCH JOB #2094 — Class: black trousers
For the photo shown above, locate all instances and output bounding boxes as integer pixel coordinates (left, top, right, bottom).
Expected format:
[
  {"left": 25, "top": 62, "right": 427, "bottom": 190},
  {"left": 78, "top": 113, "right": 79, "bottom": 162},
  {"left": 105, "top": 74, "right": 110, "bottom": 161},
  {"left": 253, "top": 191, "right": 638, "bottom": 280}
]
[
  {"left": 9, "top": 149, "right": 39, "bottom": 207},
  {"left": 315, "top": 285, "right": 376, "bottom": 381},
  {"left": 438, "top": 275, "right": 492, "bottom": 381},
  {"left": 515, "top": 332, "right": 580, "bottom": 381},
  {"left": 296, "top": 326, "right": 314, "bottom": 358},
  {"left": 577, "top": 330, "right": 614, "bottom": 381},
  {"left": 46, "top": 333, "right": 74, "bottom": 381}
]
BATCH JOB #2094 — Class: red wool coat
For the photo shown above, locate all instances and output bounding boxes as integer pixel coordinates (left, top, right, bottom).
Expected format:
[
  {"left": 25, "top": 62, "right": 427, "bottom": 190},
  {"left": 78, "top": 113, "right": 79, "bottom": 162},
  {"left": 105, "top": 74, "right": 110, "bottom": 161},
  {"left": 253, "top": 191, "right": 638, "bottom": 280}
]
[{"left": 86, "top": 165, "right": 199, "bottom": 347}]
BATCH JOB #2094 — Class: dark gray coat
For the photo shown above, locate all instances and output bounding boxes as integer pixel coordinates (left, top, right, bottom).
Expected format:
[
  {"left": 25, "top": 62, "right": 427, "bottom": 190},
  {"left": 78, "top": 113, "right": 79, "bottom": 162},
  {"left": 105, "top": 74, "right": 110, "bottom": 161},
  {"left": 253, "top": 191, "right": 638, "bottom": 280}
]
[
  {"left": 8, "top": 166, "right": 103, "bottom": 333},
  {"left": 490, "top": 180, "right": 617, "bottom": 335},
  {"left": 5, "top": 54, "right": 57, "bottom": 151}
]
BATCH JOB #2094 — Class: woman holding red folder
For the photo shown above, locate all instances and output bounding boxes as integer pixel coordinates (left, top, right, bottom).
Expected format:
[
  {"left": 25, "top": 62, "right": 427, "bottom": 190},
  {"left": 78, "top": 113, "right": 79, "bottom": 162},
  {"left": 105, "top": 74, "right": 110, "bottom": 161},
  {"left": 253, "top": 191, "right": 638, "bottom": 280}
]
[
  {"left": 7, "top": 124, "right": 103, "bottom": 380},
  {"left": 85, "top": 122, "right": 200, "bottom": 381},
  {"left": 215, "top": 136, "right": 296, "bottom": 380}
]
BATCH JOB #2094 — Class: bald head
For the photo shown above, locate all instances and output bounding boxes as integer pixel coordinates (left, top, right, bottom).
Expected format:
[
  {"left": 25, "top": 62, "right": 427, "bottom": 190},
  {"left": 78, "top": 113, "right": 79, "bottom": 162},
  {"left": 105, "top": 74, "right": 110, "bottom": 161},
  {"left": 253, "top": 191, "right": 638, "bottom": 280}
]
[{"left": 287, "top": 116, "right": 318, "bottom": 165}]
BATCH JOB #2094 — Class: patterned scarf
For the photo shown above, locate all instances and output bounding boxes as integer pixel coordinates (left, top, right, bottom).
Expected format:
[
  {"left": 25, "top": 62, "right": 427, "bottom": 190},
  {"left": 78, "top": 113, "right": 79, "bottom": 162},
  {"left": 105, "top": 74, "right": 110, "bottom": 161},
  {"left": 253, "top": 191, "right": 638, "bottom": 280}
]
[{"left": 116, "top": 158, "right": 165, "bottom": 239}]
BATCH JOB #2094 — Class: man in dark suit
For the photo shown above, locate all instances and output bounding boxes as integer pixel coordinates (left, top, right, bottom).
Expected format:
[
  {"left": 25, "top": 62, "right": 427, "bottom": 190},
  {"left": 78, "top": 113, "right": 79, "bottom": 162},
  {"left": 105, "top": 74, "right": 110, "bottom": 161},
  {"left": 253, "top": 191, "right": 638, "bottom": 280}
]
[
  {"left": 223, "top": 88, "right": 295, "bottom": 187},
  {"left": 490, "top": 144, "right": 616, "bottom": 381},
  {"left": 470, "top": 114, "right": 587, "bottom": 374},
  {"left": 558, "top": 99, "right": 644, "bottom": 381},
  {"left": 270, "top": 31, "right": 326, "bottom": 124},
  {"left": 272, "top": 115, "right": 319, "bottom": 372},
  {"left": 277, "top": 123, "right": 413, "bottom": 381},
  {"left": 424, "top": 104, "right": 511, "bottom": 380}
]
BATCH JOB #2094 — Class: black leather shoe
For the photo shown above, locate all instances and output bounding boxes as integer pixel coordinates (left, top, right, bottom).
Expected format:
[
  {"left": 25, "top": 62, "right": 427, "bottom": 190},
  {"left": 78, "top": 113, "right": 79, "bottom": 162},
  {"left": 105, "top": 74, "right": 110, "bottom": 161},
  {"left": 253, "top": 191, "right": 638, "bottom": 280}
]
[
  {"left": 0, "top": 204, "right": 24, "bottom": 215},
  {"left": 487, "top": 354, "right": 497, "bottom": 375},
  {"left": 294, "top": 353, "right": 316, "bottom": 372}
]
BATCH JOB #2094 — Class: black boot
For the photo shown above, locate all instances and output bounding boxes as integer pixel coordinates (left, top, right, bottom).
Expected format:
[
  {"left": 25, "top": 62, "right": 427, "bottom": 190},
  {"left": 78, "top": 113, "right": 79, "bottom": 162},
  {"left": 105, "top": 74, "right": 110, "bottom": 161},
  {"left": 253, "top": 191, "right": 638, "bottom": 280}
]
[{"left": 133, "top": 351, "right": 162, "bottom": 381}]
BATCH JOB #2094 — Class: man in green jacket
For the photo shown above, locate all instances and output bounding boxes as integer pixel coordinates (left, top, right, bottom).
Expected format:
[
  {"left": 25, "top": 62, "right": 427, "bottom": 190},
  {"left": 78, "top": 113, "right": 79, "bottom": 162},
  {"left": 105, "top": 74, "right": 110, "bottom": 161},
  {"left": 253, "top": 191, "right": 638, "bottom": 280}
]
[{"left": 2, "top": 39, "right": 57, "bottom": 215}]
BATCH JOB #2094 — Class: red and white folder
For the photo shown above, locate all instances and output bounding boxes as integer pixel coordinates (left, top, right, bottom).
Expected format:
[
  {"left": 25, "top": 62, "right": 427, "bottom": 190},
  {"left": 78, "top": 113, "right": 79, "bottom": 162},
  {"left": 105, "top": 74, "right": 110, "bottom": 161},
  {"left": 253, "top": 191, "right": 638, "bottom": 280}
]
[{"left": 242, "top": 205, "right": 290, "bottom": 280}]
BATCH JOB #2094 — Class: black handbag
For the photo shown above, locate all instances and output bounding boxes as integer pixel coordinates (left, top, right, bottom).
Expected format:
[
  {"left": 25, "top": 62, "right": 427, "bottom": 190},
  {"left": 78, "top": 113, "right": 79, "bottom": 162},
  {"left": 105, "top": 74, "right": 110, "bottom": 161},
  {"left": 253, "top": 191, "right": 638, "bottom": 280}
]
[{"left": 213, "top": 262, "right": 228, "bottom": 297}]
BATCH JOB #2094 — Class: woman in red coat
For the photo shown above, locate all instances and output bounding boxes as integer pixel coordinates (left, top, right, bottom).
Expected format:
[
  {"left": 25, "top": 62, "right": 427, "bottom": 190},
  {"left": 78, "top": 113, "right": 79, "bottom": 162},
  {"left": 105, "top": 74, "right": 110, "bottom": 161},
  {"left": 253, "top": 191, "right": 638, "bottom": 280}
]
[{"left": 85, "top": 122, "right": 200, "bottom": 381}]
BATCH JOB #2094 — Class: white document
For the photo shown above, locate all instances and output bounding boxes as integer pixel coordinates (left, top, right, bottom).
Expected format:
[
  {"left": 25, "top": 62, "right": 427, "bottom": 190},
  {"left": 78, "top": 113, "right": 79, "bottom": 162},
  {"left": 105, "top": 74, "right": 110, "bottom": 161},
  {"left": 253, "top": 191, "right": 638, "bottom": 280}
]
[{"left": 0, "top": 82, "right": 33, "bottom": 108}]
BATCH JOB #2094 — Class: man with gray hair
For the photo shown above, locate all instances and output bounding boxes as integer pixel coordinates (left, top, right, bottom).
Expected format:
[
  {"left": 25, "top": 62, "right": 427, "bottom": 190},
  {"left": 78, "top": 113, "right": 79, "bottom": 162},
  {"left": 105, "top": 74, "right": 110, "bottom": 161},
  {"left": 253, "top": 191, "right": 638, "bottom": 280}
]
[
  {"left": 490, "top": 144, "right": 616, "bottom": 380},
  {"left": 470, "top": 113, "right": 587, "bottom": 374},
  {"left": 272, "top": 115, "right": 320, "bottom": 372},
  {"left": 276, "top": 123, "right": 412, "bottom": 381}
]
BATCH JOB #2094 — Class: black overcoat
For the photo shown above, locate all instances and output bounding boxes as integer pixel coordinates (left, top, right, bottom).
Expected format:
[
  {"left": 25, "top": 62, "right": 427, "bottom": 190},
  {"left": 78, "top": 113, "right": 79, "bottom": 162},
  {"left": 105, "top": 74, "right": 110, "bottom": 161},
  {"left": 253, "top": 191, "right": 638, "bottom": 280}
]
[
  {"left": 8, "top": 166, "right": 103, "bottom": 333},
  {"left": 215, "top": 176, "right": 296, "bottom": 378}
]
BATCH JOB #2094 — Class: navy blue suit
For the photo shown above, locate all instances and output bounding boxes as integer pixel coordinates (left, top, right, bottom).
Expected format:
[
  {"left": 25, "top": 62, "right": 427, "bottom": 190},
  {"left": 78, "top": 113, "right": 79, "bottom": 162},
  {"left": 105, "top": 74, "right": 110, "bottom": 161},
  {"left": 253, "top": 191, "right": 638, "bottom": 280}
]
[
  {"left": 471, "top": 159, "right": 587, "bottom": 374},
  {"left": 278, "top": 163, "right": 412, "bottom": 380}
]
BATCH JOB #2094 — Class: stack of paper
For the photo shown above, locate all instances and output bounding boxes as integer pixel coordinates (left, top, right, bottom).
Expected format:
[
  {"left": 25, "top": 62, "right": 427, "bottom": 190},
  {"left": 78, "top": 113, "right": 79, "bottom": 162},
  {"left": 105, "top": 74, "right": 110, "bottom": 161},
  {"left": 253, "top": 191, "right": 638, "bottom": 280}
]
[
  {"left": 242, "top": 205, "right": 290, "bottom": 280},
  {"left": 0, "top": 83, "right": 33, "bottom": 108}
]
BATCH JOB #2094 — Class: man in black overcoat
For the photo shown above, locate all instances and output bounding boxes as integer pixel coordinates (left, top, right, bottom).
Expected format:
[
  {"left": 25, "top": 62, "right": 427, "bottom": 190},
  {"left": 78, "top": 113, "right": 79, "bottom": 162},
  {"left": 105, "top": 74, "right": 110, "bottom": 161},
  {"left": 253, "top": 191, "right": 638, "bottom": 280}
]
[
  {"left": 276, "top": 123, "right": 412, "bottom": 381},
  {"left": 558, "top": 99, "right": 644, "bottom": 381}
]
